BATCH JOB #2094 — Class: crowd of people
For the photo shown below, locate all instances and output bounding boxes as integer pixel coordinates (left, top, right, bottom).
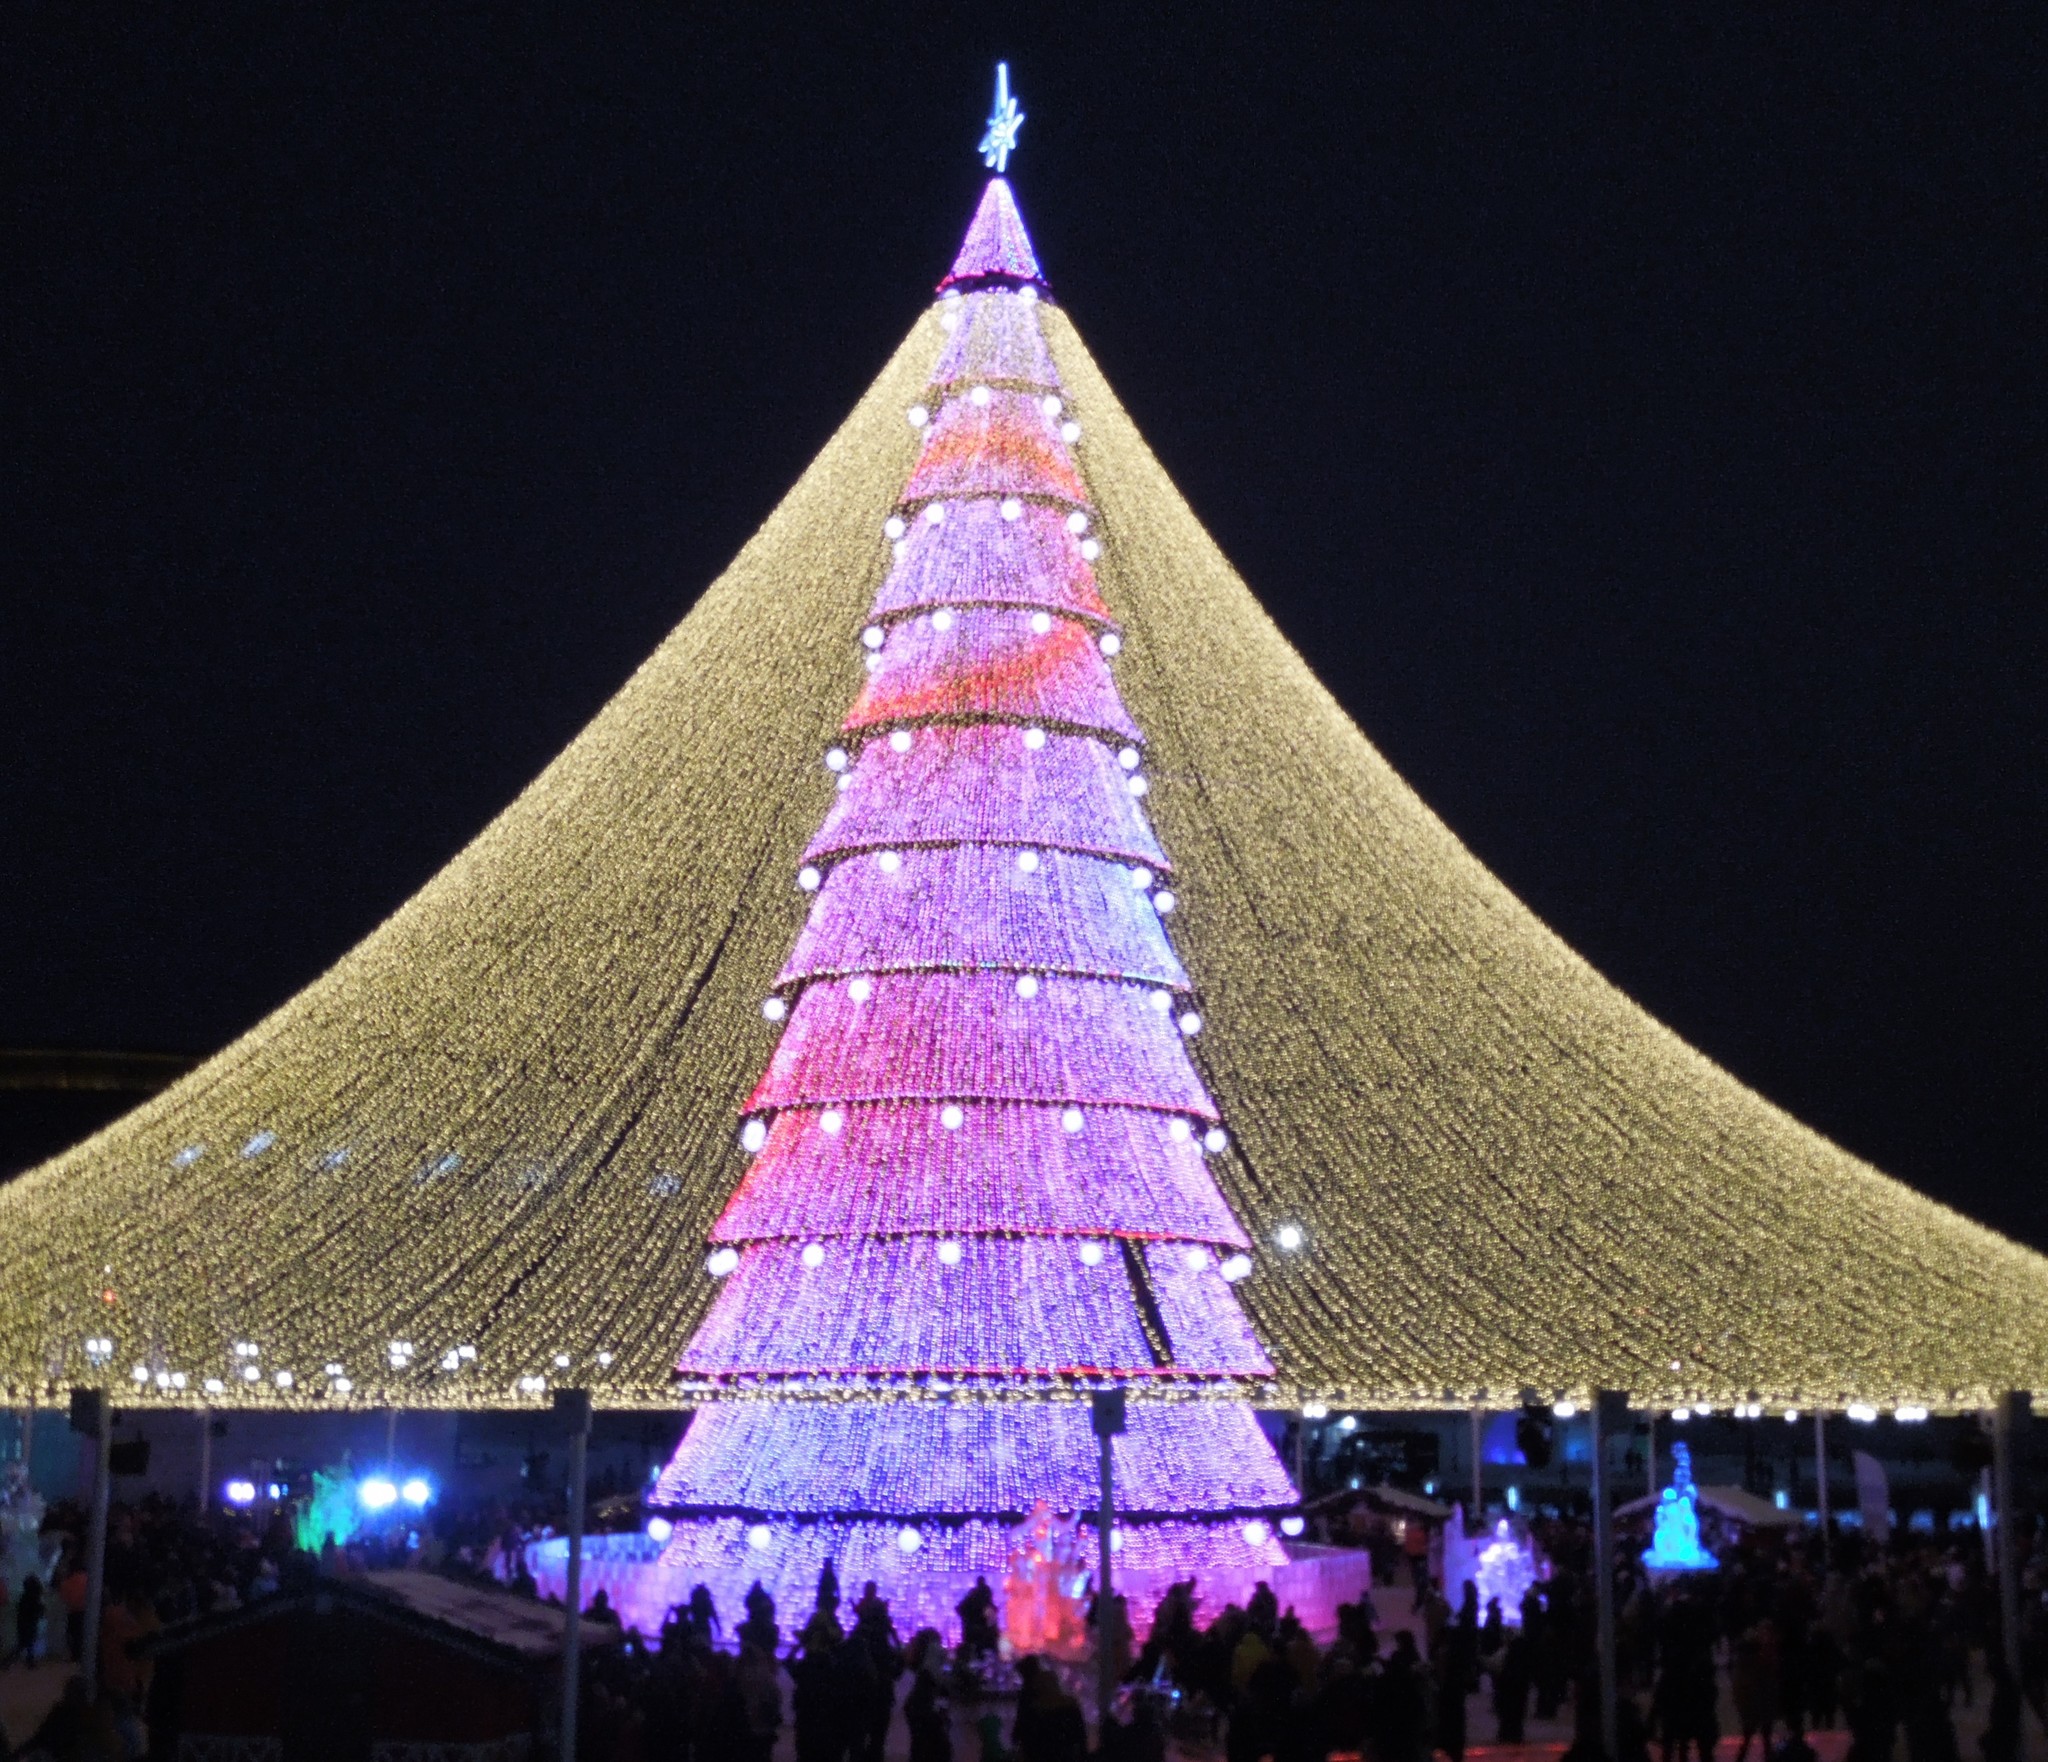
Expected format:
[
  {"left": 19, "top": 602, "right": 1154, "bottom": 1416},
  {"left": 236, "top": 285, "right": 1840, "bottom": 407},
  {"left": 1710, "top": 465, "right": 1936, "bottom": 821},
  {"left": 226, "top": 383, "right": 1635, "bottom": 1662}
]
[
  {"left": 559, "top": 1520, "right": 2045, "bottom": 1762},
  {"left": 2, "top": 1490, "right": 2045, "bottom": 1762}
]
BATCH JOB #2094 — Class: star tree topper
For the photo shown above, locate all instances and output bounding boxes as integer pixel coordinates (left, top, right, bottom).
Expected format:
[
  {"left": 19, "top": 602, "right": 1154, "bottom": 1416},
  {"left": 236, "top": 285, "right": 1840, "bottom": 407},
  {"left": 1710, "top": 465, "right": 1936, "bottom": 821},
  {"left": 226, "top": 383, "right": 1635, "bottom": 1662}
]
[{"left": 979, "top": 62, "right": 1024, "bottom": 173}]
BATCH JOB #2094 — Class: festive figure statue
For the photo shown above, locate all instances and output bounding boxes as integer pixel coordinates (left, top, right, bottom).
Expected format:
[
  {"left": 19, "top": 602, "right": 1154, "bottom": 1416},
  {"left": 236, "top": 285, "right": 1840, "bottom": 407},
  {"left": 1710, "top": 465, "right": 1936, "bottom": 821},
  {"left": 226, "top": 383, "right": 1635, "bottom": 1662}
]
[
  {"left": 1440, "top": 1505, "right": 1545, "bottom": 1625},
  {"left": 1641, "top": 1441, "right": 1718, "bottom": 1572},
  {"left": 0, "top": 1463, "right": 58, "bottom": 1610},
  {"left": 1002, "top": 1503, "right": 1090, "bottom": 1661}
]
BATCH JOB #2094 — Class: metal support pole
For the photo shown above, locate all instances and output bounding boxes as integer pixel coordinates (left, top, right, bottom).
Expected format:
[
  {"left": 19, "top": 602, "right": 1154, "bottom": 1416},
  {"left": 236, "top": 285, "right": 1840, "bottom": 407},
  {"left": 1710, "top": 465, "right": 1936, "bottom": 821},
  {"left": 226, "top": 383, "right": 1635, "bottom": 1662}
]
[
  {"left": 73, "top": 1391, "right": 112, "bottom": 1701},
  {"left": 19, "top": 1397, "right": 35, "bottom": 1481},
  {"left": 1293, "top": 1414, "right": 1306, "bottom": 1497},
  {"left": 384, "top": 1406, "right": 399, "bottom": 1471},
  {"left": 1591, "top": 1392, "right": 1622, "bottom": 1762},
  {"left": 1644, "top": 1410, "right": 1656, "bottom": 1497},
  {"left": 1981, "top": 1463, "right": 1997, "bottom": 1576},
  {"left": 1994, "top": 1392, "right": 2024, "bottom": 1681},
  {"left": 1091, "top": 1388, "right": 1126, "bottom": 1744},
  {"left": 197, "top": 1407, "right": 212, "bottom": 1512},
  {"left": 1813, "top": 1410, "right": 1830, "bottom": 1568},
  {"left": 1469, "top": 1405, "right": 1483, "bottom": 1515},
  {"left": 555, "top": 1389, "right": 593, "bottom": 1762}
]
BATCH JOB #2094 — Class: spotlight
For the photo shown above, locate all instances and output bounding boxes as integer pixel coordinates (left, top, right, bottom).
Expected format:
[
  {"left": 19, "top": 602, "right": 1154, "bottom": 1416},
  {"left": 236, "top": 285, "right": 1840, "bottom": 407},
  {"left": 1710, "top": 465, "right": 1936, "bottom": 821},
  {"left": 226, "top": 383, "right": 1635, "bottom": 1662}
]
[
  {"left": 400, "top": 1477, "right": 433, "bottom": 1507},
  {"left": 224, "top": 1479, "right": 257, "bottom": 1506},
  {"left": 646, "top": 1516, "right": 675, "bottom": 1543},
  {"left": 359, "top": 1477, "right": 399, "bottom": 1511}
]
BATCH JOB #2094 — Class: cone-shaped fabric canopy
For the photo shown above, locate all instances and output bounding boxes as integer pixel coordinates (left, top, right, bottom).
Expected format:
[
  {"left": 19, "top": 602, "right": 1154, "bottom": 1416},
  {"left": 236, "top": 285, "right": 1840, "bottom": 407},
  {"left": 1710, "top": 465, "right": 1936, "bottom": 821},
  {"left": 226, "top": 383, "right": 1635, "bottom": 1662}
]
[{"left": 6, "top": 187, "right": 2046, "bottom": 1417}]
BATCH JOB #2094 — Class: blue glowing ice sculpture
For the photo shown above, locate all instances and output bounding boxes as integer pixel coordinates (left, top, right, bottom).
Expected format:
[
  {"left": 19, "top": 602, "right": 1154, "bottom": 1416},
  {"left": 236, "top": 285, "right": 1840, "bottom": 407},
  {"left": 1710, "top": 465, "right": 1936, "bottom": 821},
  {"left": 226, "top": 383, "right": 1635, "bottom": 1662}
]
[{"left": 1640, "top": 1440, "right": 1718, "bottom": 1572}]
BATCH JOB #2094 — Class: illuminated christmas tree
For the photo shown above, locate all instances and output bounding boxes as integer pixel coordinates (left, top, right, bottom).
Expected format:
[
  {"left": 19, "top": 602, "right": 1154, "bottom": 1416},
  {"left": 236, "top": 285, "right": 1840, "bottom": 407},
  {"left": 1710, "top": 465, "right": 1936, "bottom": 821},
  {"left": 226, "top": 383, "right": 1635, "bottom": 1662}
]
[{"left": 644, "top": 177, "right": 1303, "bottom": 1638}]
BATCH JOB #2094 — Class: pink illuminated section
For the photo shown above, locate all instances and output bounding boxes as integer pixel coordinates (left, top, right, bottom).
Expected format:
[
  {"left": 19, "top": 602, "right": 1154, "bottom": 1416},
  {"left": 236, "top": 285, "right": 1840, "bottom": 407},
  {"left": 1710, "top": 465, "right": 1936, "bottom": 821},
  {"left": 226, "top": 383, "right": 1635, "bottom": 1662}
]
[
  {"left": 1144, "top": 1242, "right": 1277, "bottom": 1376},
  {"left": 652, "top": 1401, "right": 1293, "bottom": 1517},
  {"left": 677, "top": 1236, "right": 1168, "bottom": 1380},
  {"left": 714, "top": 1102, "right": 1247, "bottom": 1248},
  {"left": 847, "top": 610, "right": 1138, "bottom": 743},
  {"left": 633, "top": 1514, "right": 1292, "bottom": 1646},
  {"left": 871, "top": 500, "right": 1109, "bottom": 627},
  {"left": 931, "top": 290, "right": 1061, "bottom": 390},
  {"left": 903, "top": 390, "right": 1086, "bottom": 507},
  {"left": 780, "top": 845, "right": 1184, "bottom": 990},
  {"left": 806, "top": 725, "right": 1167, "bottom": 871},
  {"left": 937, "top": 178, "right": 1045, "bottom": 290},
  {"left": 747, "top": 971, "right": 1216, "bottom": 1117}
]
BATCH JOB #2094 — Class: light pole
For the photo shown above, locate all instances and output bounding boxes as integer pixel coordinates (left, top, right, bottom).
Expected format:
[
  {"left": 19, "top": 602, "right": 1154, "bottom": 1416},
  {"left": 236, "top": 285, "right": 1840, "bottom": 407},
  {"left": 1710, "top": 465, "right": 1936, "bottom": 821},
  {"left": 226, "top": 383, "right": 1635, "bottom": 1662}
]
[
  {"left": 1091, "top": 1387, "right": 1126, "bottom": 1741},
  {"left": 1590, "top": 1391, "right": 1624, "bottom": 1762},
  {"left": 555, "top": 1389, "right": 593, "bottom": 1762},
  {"left": 70, "top": 1390, "right": 112, "bottom": 1701}
]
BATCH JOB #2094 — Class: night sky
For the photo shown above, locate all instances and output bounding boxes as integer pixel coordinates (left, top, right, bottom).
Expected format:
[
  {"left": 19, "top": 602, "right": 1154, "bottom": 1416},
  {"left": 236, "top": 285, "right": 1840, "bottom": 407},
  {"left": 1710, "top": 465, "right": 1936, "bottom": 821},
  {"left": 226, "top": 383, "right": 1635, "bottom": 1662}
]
[{"left": 6, "top": 10, "right": 2044, "bottom": 1248}]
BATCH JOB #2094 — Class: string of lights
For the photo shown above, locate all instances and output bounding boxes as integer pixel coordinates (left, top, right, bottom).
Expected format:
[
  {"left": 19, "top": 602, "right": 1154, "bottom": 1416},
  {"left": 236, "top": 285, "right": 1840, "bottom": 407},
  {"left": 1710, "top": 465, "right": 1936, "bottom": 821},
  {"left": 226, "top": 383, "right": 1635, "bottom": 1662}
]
[
  {"left": 651, "top": 1402, "right": 1295, "bottom": 1517},
  {"left": 1, "top": 178, "right": 2043, "bottom": 1423},
  {"left": 713, "top": 1102, "right": 1247, "bottom": 1248},
  {"left": 846, "top": 609, "right": 1137, "bottom": 741},
  {"left": 778, "top": 844, "right": 1187, "bottom": 990},
  {"left": 806, "top": 725, "right": 1166, "bottom": 873}
]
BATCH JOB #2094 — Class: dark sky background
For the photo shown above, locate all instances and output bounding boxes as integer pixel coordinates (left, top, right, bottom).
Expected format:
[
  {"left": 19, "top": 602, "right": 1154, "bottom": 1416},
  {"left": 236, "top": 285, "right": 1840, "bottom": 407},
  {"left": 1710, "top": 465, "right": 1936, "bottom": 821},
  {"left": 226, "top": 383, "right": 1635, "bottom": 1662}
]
[{"left": 6, "top": 9, "right": 2045, "bottom": 1245}]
